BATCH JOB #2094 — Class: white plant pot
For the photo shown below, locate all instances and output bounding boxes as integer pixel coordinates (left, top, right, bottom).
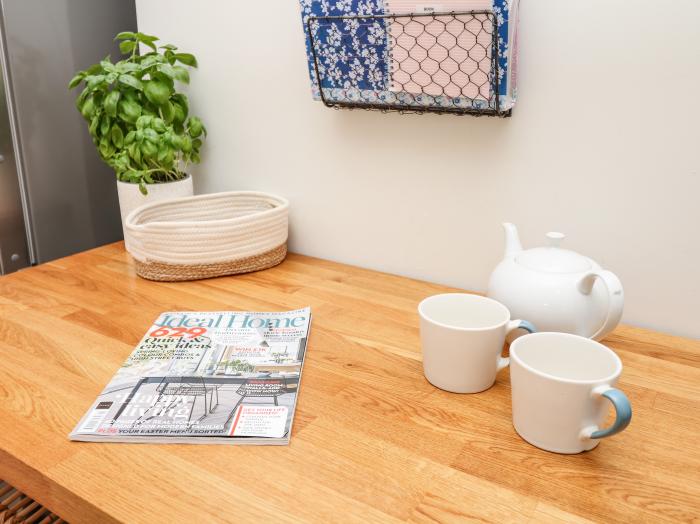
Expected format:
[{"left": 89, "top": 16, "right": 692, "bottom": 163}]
[{"left": 116, "top": 175, "right": 194, "bottom": 239}]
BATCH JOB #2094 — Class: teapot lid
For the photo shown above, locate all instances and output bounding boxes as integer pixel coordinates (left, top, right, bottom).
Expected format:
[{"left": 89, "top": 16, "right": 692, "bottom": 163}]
[{"left": 515, "top": 232, "right": 592, "bottom": 273}]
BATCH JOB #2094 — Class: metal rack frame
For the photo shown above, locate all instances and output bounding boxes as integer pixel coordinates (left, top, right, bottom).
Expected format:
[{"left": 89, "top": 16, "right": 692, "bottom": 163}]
[{"left": 307, "top": 11, "right": 511, "bottom": 117}]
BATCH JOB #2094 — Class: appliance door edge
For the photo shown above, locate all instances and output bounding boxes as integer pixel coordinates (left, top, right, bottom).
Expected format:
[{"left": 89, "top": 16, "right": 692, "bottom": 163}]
[{"left": 0, "top": 0, "right": 36, "bottom": 271}]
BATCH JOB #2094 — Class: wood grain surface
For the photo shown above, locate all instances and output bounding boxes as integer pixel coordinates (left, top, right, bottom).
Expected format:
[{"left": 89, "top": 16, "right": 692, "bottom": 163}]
[{"left": 0, "top": 243, "right": 698, "bottom": 523}]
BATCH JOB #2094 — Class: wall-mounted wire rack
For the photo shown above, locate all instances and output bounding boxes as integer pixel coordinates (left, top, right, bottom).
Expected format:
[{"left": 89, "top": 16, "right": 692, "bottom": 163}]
[{"left": 306, "top": 11, "right": 511, "bottom": 117}]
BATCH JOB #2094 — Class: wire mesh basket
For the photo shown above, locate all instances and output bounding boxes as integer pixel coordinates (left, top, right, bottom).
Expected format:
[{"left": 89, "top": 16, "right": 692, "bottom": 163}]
[{"left": 306, "top": 11, "right": 510, "bottom": 116}]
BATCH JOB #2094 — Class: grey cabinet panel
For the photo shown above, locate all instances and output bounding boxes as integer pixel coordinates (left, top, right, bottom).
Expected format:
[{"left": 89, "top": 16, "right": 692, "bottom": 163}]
[
  {"left": 0, "top": 64, "right": 29, "bottom": 273},
  {"left": 0, "top": 0, "right": 136, "bottom": 270}
]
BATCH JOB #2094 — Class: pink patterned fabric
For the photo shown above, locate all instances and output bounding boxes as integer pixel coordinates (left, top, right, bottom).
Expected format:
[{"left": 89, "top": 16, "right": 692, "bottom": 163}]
[{"left": 385, "top": 1, "right": 493, "bottom": 100}]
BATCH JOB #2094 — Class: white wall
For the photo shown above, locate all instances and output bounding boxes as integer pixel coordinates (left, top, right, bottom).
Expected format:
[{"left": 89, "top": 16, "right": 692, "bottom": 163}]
[{"left": 136, "top": 0, "right": 700, "bottom": 338}]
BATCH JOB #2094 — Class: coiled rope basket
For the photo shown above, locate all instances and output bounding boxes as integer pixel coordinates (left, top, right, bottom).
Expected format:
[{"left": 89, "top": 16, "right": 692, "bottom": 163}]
[{"left": 124, "top": 191, "right": 289, "bottom": 281}]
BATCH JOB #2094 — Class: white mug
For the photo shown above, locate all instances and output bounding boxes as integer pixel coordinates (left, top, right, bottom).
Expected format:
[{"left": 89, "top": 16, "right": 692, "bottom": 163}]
[
  {"left": 510, "top": 332, "right": 632, "bottom": 454},
  {"left": 418, "top": 293, "right": 536, "bottom": 393}
]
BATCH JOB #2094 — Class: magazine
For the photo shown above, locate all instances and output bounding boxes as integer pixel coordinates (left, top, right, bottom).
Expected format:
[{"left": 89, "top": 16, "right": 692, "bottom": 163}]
[{"left": 70, "top": 308, "right": 311, "bottom": 445}]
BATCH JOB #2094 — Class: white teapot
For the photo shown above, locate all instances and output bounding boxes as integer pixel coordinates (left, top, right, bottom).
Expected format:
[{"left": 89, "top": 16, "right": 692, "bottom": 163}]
[{"left": 487, "top": 223, "right": 624, "bottom": 340}]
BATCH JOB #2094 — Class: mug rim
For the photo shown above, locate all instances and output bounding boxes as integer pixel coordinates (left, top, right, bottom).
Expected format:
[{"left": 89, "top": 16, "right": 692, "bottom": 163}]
[
  {"left": 417, "top": 293, "right": 511, "bottom": 332},
  {"left": 510, "top": 332, "right": 622, "bottom": 385}
]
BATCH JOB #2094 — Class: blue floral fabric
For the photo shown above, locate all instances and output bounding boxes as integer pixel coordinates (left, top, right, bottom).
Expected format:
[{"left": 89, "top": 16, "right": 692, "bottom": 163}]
[
  {"left": 299, "top": 0, "right": 389, "bottom": 95},
  {"left": 299, "top": 0, "right": 513, "bottom": 107},
  {"left": 492, "top": 0, "right": 509, "bottom": 97}
]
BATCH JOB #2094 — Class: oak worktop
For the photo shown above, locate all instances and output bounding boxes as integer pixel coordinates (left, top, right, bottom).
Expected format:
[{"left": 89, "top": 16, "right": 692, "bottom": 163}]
[{"left": 0, "top": 243, "right": 698, "bottom": 523}]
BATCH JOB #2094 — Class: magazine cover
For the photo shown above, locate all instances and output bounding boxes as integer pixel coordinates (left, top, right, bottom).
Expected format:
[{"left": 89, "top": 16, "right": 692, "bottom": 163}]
[{"left": 70, "top": 308, "right": 311, "bottom": 445}]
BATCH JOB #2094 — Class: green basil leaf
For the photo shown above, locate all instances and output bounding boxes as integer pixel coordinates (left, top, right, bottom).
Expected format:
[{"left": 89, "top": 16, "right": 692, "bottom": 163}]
[
  {"left": 174, "top": 53, "right": 198, "bottom": 67},
  {"left": 117, "top": 98, "right": 141, "bottom": 123},
  {"left": 118, "top": 74, "right": 143, "bottom": 91},
  {"left": 157, "top": 63, "right": 176, "bottom": 78},
  {"left": 85, "top": 63, "right": 103, "bottom": 75},
  {"left": 158, "top": 64, "right": 188, "bottom": 83},
  {"left": 89, "top": 115, "right": 100, "bottom": 136},
  {"left": 100, "top": 115, "right": 111, "bottom": 136},
  {"left": 111, "top": 152, "right": 128, "bottom": 171},
  {"left": 181, "top": 135, "right": 192, "bottom": 153},
  {"left": 139, "top": 55, "right": 164, "bottom": 69},
  {"left": 123, "top": 89, "right": 139, "bottom": 103},
  {"left": 86, "top": 75, "right": 106, "bottom": 90},
  {"left": 164, "top": 49, "right": 176, "bottom": 65},
  {"left": 152, "top": 71, "right": 174, "bottom": 91},
  {"left": 171, "top": 94, "right": 189, "bottom": 117},
  {"left": 141, "top": 140, "right": 158, "bottom": 158},
  {"left": 143, "top": 128, "right": 158, "bottom": 142},
  {"left": 152, "top": 117, "right": 166, "bottom": 132},
  {"left": 131, "top": 144, "right": 142, "bottom": 164},
  {"left": 136, "top": 32, "right": 158, "bottom": 43},
  {"left": 115, "top": 31, "right": 136, "bottom": 40},
  {"left": 187, "top": 116, "right": 203, "bottom": 138},
  {"left": 81, "top": 96, "right": 96, "bottom": 119},
  {"left": 92, "top": 91, "right": 105, "bottom": 106},
  {"left": 117, "top": 62, "right": 141, "bottom": 73},
  {"left": 169, "top": 134, "right": 184, "bottom": 149},
  {"left": 124, "top": 130, "right": 136, "bottom": 145},
  {"left": 172, "top": 103, "right": 185, "bottom": 126},
  {"left": 157, "top": 144, "right": 169, "bottom": 162},
  {"left": 163, "top": 149, "right": 174, "bottom": 167},
  {"left": 119, "top": 40, "right": 136, "bottom": 54},
  {"left": 104, "top": 90, "right": 120, "bottom": 117},
  {"left": 111, "top": 125, "right": 124, "bottom": 148},
  {"left": 100, "top": 60, "right": 116, "bottom": 73},
  {"left": 160, "top": 100, "right": 174, "bottom": 124},
  {"left": 139, "top": 180, "right": 148, "bottom": 195},
  {"left": 136, "top": 115, "right": 152, "bottom": 129},
  {"left": 136, "top": 32, "right": 158, "bottom": 51},
  {"left": 172, "top": 66, "right": 189, "bottom": 84},
  {"left": 141, "top": 104, "right": 158, "bottom": 117},
  {"left": 76, "top": 88, "right": 90, "bottom": 107},
  {"left": 68, "top": 73, "right": 83, "bottom": 89},
  {"left": 143, "top": 80, "right": 170, "bottom": 105},
  {"left": 99, "top": 136, "right": 115, "bottom": 159},
  {"left": 120, "top": 154, "right": 130, "bottom": 170}
]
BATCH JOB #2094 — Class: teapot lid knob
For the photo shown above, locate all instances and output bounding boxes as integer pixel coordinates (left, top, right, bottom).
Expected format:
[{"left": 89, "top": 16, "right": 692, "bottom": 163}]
[{"left": 546, "top": 232, "right": 565, "bottom": 247}]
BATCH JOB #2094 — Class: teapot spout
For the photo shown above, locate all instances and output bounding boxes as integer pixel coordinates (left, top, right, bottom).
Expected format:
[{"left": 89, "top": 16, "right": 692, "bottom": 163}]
[{"left": 502, "top": 222, "right": 523, "bottom": 258}]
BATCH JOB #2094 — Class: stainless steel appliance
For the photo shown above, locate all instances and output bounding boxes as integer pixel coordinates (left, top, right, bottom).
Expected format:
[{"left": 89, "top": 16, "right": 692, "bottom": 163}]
[{"left": 0, "top": 0, "right": 136, "bottom": 275}]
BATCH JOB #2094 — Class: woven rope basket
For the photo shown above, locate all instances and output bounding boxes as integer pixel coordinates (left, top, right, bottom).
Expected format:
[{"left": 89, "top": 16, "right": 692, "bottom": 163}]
[{"left": 124, "top": 191, "right": 289, "bottom": 281}]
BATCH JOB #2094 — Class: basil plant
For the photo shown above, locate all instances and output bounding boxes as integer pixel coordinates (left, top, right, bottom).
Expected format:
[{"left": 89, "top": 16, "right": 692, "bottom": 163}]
[{"left": 69, "top": 32, "right": 206, "bottom": 194}]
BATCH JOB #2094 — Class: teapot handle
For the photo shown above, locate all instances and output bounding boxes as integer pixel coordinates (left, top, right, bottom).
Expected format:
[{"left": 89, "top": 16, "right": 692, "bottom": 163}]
[{"left": 578, "top": 270, "right": 624, "bottom": 341}]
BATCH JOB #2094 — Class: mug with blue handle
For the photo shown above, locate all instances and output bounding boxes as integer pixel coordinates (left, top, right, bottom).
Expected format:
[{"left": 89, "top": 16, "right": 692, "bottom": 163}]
[
  {"left": 418, "top": 293, "right": 537, "bottom": 394},
  {"left": 509, "top": 332, "right": 632, "bottom": 454}
]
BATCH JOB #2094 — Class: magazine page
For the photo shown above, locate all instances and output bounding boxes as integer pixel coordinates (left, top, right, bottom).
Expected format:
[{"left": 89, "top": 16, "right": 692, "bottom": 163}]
[{"left": 70, "top": 308, "right": 311, "bottom": 444}]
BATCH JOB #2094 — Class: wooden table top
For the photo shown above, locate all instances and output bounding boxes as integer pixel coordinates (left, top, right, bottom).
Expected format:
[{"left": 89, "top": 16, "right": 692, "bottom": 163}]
[{"left": 1, "top": 243, "right": 698, "bottom": 523}]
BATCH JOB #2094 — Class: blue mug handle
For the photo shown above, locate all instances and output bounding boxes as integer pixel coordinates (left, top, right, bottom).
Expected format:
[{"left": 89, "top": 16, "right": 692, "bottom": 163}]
[
  {"left": 587, "top": 387, "right": 632, "bottom": 439},
  {"left": 497, "top": 320, "right": 536, "bottom": 371},
  {"left": 510, "top": 320, "right": 537, "bottom": 336}
]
